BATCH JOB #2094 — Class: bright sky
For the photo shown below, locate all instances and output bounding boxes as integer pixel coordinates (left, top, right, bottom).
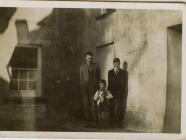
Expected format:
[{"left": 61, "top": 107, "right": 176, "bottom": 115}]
[{"left": 0, "top": 7, "right": 52, "bottom": 81}]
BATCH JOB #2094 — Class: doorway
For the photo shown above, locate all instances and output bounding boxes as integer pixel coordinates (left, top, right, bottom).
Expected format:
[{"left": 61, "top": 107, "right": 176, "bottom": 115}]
[{"left": 164, "top": 24, "right": 182, "bottom": 133}]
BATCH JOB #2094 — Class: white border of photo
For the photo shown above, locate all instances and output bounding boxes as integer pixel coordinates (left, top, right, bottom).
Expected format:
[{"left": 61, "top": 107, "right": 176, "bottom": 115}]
[{"left": 0, "top": 1, "right": 185, "bottom": 140}]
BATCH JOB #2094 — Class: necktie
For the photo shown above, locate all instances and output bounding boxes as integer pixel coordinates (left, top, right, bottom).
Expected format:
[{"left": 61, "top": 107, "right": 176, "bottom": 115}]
[{"left": 115, "top": 69, "right": 119, "bottom": 75}]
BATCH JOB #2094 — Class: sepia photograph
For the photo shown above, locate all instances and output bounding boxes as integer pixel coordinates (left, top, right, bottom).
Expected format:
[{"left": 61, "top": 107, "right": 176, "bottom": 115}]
[{"left": 0, "top": 3, "right": 183, "bottom": 136}]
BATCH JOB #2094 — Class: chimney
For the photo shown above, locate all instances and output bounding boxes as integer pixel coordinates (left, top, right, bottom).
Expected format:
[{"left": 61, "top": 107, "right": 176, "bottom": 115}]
[{"left": 15, "top": 19, "right": 29, "bottom": 45}]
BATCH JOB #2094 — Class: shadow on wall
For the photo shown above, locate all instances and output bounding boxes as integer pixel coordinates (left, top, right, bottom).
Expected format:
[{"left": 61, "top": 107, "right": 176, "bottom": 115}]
[
  {"left": 0, "top": 7, "right": 16, "bottom": 100},
  {"left": 25, "top": 8, "right": 96, "bottom": 130},
  {"left": 128, "top": 33, "right": 148, "bottom": 72},
  {"left": 3, "top": 8, "right": 98, "bottom": 131},
  {"left": 0, "top": 8, "right": 16, "bottom": 33},
  {"left": 0, "top": 77, "right": 10, "bottom": 101}
]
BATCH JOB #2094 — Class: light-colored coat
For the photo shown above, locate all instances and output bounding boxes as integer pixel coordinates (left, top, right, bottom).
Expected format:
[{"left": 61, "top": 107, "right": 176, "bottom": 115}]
[
  {"left": 80, "top": 62, "right": 100, "bottom": 94},
  {"left": 94, "top": 89, "right": 113, "bottom": 106}
]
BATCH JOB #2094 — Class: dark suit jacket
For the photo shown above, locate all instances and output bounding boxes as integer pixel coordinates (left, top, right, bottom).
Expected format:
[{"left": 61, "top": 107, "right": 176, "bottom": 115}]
[
  {"left": 80, "top": 62, "right": 100, "bottom": 94},
  {"left": 108, "top": 68, "right": 128, "bottom": 101}
]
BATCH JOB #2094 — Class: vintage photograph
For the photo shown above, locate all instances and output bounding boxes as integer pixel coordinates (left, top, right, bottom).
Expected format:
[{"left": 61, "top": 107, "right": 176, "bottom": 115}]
[{"left": 0, "top": 7, "right": 182, "bottom": 133}]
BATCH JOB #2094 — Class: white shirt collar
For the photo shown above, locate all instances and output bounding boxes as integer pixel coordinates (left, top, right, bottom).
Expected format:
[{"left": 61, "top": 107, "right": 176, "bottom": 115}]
[{"left": 114, "top": 68, "right": 119, "bottom": 73}]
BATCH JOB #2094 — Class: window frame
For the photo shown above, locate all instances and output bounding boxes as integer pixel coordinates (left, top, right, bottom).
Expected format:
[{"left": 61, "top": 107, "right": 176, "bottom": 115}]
[
  {"left": 9, "top": 45, "right": 42, "bottom": 97},
  {"left": 10, "top": 68, "right": 38, "bottom": 91}
]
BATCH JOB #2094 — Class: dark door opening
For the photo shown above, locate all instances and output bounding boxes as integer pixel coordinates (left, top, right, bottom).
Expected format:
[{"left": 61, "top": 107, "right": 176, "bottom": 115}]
[{"left": 164, "top": 24, "right": 182, "bottom": 133}]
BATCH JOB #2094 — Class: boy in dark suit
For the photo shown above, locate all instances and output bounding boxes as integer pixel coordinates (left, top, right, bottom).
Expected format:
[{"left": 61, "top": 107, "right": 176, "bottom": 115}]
[{"left": 108, "top": 58, "right": 128, "bottom": 128}]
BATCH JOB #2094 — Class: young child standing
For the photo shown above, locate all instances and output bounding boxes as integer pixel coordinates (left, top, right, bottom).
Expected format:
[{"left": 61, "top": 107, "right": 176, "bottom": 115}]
[{"left": 94, "top": 79, "right": 113, "bottom": 129}]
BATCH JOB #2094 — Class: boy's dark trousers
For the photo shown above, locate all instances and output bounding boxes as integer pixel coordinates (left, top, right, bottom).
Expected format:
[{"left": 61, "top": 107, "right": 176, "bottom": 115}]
[
  {"left": 114, "top": 98, "right": 124, "bottom": 127},
  {"left": 97, "top": 106, "right": 110, "bottom": 129},
  {"left": 109, "top": 97, "right": 126, "bottom": 128},
  {"left": 82, "top": 91, "right": 97, "bottom": 126}
]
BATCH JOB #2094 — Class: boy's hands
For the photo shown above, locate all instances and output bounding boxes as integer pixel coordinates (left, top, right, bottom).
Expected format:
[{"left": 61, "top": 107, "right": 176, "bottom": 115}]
[{"left": 98, "top": 92, "right": 104, "bottom": 103}]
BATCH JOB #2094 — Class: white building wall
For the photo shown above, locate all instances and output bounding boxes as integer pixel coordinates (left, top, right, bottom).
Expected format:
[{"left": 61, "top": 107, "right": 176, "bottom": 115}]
[{"left": 96, "top": 9, "right": 182, "bottom": 132}]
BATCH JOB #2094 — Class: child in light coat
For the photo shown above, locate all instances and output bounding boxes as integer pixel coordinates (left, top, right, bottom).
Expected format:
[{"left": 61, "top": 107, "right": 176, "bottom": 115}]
[{"left": 94, "top": 79, "right": 113, "bottom": 129}]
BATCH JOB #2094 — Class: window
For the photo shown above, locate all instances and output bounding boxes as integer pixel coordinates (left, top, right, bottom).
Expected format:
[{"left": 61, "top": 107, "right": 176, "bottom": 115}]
[
  {"left": 8, "top": 46, "right": 41, "bottom": 97},
  {"left": 10, "top": 68, "right": 38, "bottom": 91}
]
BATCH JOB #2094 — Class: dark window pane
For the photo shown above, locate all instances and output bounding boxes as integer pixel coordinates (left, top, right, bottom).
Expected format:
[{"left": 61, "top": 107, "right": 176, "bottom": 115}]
[
  {"left": 9, "top": 47, "right": 38, "bottom": 68},
  {"left": 28, "top": 81, "right": 37, "bottom": 90},
  {"left": 19, "top": 70, "right": 27, "bottom": 79},
  {"left": 12, "top": 69, "right": 18, "bottom": 79},
  {"left": 19, "top": 81, "right": 27, "bottom": 90},
  {"left": 29, "top": 70, "right": 36, "bottom": 80},
  {"left": 10, "top": 80, "right": 18, "bottom": 90}
]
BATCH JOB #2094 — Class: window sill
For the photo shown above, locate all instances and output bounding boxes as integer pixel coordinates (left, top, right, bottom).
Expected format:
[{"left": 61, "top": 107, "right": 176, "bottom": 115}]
[
  {"left": 95, "top": 9, "right": 116, "bottom": 20},
  {"left": 2, "top": 96, "right": 47, "bottom": 105},
  {"left": 96, "top": 42, "right": 114, "bottom": 49},
  {"left": 10, "top": 90, "right": 41, "bottom": 98}
]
